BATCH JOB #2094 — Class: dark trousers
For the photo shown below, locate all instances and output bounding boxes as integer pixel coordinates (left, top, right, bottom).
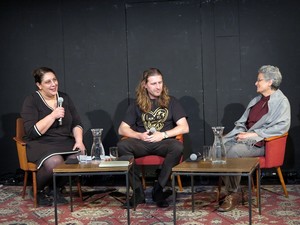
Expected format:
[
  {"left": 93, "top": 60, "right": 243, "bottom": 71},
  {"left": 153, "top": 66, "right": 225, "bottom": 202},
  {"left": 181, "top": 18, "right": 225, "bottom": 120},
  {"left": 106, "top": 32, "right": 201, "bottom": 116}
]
[{"left": 117, "top": 138, "right": 183, "bottom": 190}]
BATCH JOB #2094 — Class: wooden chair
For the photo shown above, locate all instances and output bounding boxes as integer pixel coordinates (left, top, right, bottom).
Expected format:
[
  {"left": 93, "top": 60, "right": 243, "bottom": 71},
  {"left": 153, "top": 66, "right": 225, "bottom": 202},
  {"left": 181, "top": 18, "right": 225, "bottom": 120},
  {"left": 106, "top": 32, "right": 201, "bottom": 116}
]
[
  {"left": 134, "top": 134, "right": 184, "bottom": 191},
  {"left": 13, "top": 118, "right": 83, "bottom": 207},
  {"left": 13, "top": 118, "right": 38, "bottom": 207}
]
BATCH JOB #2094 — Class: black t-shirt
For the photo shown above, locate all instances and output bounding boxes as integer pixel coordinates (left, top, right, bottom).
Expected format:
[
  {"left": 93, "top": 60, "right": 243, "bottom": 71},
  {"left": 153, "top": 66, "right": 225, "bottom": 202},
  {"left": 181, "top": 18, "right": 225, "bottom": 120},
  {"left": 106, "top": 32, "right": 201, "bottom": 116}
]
[{"left": 123, "top": 96, "right": 187, "bottom": 133}]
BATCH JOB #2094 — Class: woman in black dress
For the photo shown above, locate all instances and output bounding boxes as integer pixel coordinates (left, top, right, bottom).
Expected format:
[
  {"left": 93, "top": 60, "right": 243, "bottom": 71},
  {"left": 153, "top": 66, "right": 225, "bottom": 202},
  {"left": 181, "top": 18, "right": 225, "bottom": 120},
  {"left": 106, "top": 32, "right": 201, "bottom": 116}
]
[{"left": 21, "top": 67, "right": 86, "bottom": 206}]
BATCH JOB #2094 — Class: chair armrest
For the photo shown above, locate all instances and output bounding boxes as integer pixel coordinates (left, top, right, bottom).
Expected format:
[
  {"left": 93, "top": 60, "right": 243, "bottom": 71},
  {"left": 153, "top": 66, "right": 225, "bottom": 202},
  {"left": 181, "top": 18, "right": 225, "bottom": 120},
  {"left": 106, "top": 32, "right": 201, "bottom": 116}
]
[
  {"left": 264, "top": 132, "right": 288, "bottom": 142},
  {"left": 175, "top": 134, "right": 183, "bottom": 143},
  {"left": 13, "top": 137, "right": 26, "bottom": 146}
]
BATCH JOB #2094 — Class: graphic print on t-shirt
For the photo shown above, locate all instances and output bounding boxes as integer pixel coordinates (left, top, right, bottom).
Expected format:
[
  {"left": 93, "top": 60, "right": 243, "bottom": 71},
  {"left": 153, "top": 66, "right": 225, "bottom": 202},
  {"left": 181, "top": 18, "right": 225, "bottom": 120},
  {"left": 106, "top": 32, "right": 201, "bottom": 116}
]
[{"left": 142, "top": 107, "right": 168, "bottom": 131}]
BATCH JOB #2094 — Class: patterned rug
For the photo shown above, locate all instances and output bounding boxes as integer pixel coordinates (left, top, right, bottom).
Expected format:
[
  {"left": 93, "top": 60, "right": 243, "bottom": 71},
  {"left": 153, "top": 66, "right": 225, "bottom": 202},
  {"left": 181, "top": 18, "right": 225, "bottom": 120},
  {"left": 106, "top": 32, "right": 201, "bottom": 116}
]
[{"left": 0, "top": 184, "right": 299, "bottom": 224}]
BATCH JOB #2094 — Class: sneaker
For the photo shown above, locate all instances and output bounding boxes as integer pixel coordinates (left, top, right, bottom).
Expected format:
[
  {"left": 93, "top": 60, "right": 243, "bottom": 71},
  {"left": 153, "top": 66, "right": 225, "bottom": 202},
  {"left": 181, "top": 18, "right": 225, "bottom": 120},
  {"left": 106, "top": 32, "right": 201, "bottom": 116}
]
[{"left": 30, "top": 189, "right": 53, "bottom": 206}]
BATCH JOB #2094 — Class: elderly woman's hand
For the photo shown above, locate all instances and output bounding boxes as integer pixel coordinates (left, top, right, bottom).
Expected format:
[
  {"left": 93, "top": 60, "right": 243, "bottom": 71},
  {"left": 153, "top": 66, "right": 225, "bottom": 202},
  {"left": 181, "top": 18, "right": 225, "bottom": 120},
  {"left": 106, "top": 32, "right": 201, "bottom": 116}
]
[{"left": 235, "top": 132, "right": 258, "bottom": 141}]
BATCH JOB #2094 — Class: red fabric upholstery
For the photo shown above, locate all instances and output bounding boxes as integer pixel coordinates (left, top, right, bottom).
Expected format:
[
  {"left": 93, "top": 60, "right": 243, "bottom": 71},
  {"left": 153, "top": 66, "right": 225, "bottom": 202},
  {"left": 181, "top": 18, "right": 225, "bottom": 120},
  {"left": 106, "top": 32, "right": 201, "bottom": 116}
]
[
  {"left": 135, "top": 155, "right": 165, "bottom": 165},
  {"left": 259, "top": 133, "right": 288, "bottom": 168},
  {"left": 257, "top": 132, "right": 289, "bottom": 197}
]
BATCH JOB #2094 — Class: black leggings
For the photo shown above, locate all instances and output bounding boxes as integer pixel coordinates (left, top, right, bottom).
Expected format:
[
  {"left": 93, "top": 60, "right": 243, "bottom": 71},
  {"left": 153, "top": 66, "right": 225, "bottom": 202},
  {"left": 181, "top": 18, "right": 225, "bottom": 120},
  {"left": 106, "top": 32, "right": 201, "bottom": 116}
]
[{"left": 36, "top": 154, "right": 75, "bottom": 190}]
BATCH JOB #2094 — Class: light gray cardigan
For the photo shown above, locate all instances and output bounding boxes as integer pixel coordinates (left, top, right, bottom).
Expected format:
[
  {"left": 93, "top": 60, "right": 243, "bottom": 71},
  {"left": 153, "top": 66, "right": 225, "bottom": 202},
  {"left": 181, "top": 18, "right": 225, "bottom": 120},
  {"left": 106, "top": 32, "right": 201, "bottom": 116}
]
[{"left": 223, "top": 89, "right": 291, "bottom": 144}]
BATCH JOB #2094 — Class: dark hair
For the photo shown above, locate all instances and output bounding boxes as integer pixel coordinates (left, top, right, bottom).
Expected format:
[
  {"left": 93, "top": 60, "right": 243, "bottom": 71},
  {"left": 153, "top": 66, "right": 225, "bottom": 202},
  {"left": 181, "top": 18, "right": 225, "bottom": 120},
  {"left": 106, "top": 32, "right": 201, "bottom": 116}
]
[{"left": 32, "top": 67, "right": 56, "bottom": 84}]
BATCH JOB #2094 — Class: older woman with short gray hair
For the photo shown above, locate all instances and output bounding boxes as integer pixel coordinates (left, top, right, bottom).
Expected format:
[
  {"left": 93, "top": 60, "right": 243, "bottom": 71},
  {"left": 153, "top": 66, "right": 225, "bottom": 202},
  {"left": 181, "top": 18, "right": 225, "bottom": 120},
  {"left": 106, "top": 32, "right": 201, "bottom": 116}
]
[{"left": 218, "top": 65, "right": 291, "bottom": 212}]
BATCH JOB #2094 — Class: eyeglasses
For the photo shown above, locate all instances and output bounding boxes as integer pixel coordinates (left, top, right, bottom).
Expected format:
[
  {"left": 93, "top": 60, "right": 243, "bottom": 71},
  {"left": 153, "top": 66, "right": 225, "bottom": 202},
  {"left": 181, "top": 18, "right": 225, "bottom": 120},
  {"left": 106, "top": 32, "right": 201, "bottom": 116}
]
[{"left": 256, "top": 78, "right": 265, "bottom": 82}]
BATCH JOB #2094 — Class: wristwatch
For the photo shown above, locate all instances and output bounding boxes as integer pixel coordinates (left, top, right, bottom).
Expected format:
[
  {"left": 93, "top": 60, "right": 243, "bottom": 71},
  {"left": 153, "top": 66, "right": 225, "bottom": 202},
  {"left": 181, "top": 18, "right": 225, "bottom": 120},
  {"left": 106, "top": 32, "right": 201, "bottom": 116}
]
[{"left": 163, "top": 131, "right": 168, "bottom": 139}]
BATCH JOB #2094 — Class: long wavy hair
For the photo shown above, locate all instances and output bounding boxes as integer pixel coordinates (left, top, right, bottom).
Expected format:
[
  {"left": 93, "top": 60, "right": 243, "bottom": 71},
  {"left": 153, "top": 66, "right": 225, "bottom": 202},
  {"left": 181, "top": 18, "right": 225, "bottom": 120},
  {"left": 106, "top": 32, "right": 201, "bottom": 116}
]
[{"left": 136, "top": 68, "right": 170, "bottom": 113}]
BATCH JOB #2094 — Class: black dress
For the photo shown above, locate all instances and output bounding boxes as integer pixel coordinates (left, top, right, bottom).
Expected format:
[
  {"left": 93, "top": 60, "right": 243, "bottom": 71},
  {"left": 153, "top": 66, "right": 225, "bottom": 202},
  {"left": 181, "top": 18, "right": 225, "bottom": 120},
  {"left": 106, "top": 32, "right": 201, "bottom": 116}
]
[{"left": 21, "top": 91, "right": 83, "bottom": 169}]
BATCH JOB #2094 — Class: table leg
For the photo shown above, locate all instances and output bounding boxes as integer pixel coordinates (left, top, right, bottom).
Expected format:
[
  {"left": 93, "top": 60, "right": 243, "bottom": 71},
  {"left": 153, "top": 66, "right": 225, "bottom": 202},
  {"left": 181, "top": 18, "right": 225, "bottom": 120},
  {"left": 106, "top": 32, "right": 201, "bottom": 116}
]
[
  {"left": 172, "top": 173, "right": 176, "bottom": 224},
  {"left": 248, "top": 174, "right": 252, "bottom": 225},
  {"left": 132, "top": 163, "right": 136, "bottom": 212},
  {"left": 69, "top": 176, "right": 73, "bottom": 212},
  {"left": 126, "top": 172, "right": 130, "bottom": 225},
  {"left": 258, "top": 166, "right": 261, "bottom": 215},
  {"left": 53, "top": 174, "right": 58, "bottom": 225},
  {"left": 191, "top": 175, "right": 194, "bottom": 212}
]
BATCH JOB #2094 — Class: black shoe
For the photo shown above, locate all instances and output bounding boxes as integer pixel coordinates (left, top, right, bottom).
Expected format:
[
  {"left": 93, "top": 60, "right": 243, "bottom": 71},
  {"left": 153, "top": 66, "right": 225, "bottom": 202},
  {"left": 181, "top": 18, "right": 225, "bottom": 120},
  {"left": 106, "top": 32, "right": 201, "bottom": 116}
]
[
  {"left": 156, "top": 199, "right": 169, "bottom": 208},
  {"left": 30, "top": 189, "right": 53, "bottom": 206},
  {"left": 152, "top": 182, "right": 163, "bottom": 202},
  {"left": 162, "top": 189, "right": 173, "bottom": 199},
  {"left": 152, "top": 182, "right": 172, "bottom": 201},
  {"left": 122, "top": 187, "right": 145, "bottom": 209},
  {"left": 152, "top": 182, "right": 171, "bottom": 208},
  {"left": 45, "top": 186, "right": 68, "bottom": 205},
  {"left": 54, "top": 192, "right": 69, "bottom": 205}
]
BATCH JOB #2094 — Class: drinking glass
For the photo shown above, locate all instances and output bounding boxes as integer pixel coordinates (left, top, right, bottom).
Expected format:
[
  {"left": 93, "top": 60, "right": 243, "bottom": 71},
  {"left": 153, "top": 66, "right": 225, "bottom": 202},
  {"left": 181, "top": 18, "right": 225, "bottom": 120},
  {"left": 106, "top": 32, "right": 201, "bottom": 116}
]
[
  {"left": 109, "top": 147, "right": 118, "bottom": 161},
  {"left": 78, "top": 149, "right": 87, "bottom": 163},
  {"left": 202, "top": 146, "right": 211, "bottom": 161}
]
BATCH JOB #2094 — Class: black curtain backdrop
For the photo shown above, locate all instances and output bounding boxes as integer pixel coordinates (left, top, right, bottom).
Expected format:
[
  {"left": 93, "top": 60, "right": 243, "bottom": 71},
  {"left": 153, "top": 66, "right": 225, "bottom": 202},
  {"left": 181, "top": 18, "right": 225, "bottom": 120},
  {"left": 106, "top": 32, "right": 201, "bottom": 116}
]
[{"left": 1, "top": 0, "right": 300, "bottom": 181}]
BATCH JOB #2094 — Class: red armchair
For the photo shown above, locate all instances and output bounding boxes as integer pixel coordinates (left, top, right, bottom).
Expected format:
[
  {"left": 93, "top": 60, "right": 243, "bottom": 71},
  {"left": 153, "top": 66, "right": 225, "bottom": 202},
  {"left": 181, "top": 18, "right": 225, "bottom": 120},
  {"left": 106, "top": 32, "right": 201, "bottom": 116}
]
[
  {"left": 257, "top": 132, "right": 289, "bottom": 197},
  {"left": 217, "top": 132, "right": 289, "bottom": 203}
]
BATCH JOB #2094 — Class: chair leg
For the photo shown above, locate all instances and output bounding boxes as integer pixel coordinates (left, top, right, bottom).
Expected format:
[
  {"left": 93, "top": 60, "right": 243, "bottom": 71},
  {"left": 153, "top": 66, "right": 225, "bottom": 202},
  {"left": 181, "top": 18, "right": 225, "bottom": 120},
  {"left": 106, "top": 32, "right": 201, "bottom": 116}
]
[
  {"left": 176, "top": 175, "right": 183, "bottom": 192},
  {"left": 216, "top": 176, "right": 222, "bottom": 202},
  {"left": 277, "top": 167, "right": 288, "bottom": 197},
  {"left": 141, "top": 166, "right": 146, "bottom": 190},
  {"left": 22, "top": 171, "right": 28, "bottom": 198},
  {"left": 76, "top": 177, "right": 83, "bottom": 201},
  {"left": 32, "top": 171, "right": 37, "bottom": 208}
]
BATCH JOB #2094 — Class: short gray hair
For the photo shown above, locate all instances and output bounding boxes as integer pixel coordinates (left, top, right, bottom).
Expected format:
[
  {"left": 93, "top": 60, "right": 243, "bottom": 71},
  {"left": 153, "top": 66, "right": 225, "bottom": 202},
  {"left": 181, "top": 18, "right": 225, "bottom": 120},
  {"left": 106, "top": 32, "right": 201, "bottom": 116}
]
[{"left": 258, "top": 65, "right": 282, "bottom": 90}]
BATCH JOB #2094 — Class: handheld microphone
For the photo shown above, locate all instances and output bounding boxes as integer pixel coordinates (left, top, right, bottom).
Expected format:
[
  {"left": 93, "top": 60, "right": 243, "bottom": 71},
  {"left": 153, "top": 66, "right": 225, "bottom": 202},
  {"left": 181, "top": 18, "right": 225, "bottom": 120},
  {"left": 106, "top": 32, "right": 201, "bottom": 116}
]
[
  {"left": 189, "top": 152, "right": 201, "bottom": 161},
  {"left": 57, "top": 97, "right": 64, "bottom": 126},
  {"left": 148, "top": 127, "right": 156, "bottom": 135}
]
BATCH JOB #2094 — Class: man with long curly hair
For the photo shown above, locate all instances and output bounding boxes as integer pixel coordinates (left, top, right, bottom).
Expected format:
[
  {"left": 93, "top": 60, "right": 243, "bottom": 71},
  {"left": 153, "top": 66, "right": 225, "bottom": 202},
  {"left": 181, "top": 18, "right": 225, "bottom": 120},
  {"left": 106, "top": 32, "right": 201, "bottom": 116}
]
[{"left": 117, "top": 68, "right": 189, "bottom": 208}]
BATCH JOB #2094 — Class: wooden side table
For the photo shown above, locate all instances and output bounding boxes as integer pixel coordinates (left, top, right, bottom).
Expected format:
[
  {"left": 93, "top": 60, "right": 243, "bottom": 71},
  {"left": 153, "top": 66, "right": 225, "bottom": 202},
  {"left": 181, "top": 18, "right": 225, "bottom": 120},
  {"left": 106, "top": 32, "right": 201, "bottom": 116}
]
[
  {"left": 171, "top": 157, "right": 261, "bottom": 225},
  {"left": 53, "top": 161, "right": 133, "bottom": 225}
]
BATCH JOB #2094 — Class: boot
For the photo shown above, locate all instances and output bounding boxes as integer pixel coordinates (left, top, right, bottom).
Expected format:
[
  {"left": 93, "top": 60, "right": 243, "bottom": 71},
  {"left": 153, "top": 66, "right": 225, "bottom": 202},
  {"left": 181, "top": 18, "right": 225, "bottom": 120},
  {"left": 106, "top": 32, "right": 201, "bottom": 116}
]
[
  {"left": 30, "top": 189, "right": 52, "bottom": 206},
  {"left": 45, "top": 186, "right": 68, "bottom": 205},
  {"left": 123, "top": 187, "right": 145, "bottom": 209},
  {"left": 152, "top": 182, "right": 170, "bottom": 208}
]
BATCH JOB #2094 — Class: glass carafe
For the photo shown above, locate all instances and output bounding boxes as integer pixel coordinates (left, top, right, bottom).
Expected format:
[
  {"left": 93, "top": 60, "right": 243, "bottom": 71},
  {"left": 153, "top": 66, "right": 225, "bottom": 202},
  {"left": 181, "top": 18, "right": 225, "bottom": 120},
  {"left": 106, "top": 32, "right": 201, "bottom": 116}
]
[
  {"left": 90, "top": 128, "right": 105, "bottom": 160},
  {"left": 211, "top": 126, "right": 226, "bottom": 164}
]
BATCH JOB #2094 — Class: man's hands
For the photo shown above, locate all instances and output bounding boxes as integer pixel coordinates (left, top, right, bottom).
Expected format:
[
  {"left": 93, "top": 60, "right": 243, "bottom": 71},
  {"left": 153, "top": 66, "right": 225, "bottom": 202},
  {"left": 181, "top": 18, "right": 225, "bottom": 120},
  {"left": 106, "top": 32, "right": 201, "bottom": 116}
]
[{"left": 140, "top": 131, "right": 164, "bottom": 142}]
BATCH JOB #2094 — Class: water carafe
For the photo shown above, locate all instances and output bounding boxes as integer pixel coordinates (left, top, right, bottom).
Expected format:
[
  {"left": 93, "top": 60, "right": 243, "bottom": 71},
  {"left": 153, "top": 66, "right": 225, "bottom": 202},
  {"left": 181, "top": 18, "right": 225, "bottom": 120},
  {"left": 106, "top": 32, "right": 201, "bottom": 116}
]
[
  {"left": 90, "top": 128, "right": 105, "bottom": 160},
  {"left": 211, "top": 126, "right": 226, "bottom": 164}
]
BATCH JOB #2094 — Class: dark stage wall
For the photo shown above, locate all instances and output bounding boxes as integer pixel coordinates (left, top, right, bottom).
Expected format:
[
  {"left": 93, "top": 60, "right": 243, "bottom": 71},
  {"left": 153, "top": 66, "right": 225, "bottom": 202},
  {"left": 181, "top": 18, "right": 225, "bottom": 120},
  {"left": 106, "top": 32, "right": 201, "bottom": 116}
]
[{"left": 1, "top": 0, "right": 300, "bottom": 179}]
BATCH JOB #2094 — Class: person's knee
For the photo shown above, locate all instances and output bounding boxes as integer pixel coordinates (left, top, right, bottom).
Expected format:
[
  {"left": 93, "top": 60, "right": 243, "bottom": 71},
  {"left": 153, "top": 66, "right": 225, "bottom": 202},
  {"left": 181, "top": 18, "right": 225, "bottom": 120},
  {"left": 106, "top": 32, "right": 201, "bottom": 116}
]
[
  {"left": 45, "top": 156, "right": 64, "bottom": 170},
  {"left": 173, "top": 141, "right": 184, "bottom": 153},
  {"left": 168, "top": 141, "right": 183, "bottom": 161},
  {"left": 226, "top": 146, "right": 240, "bottom": 158},
  {"left": 117, "top": 139, "right": 129, "bottom": 155}
]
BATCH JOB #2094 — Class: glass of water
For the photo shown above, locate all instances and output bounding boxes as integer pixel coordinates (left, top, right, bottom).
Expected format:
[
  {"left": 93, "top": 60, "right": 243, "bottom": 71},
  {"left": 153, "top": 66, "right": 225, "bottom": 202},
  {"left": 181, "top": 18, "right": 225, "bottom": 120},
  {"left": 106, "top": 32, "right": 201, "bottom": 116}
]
[{"left": 109, "top": 147, "right": 118, "bottom": 161}]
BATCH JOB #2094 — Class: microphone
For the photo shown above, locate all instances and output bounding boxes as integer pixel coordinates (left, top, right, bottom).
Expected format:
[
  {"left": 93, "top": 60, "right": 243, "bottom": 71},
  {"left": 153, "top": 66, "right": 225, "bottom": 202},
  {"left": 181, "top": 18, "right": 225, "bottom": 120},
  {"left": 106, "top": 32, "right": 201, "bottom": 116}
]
[
  {"left": 148, "top": 127, "right": 156, "bottom": 135},
  {"left": 57, "top": 97, "right": 64, "bottom": 126},
  {"left": 189, "top": 152, "right": 201, "bottom": 161}
]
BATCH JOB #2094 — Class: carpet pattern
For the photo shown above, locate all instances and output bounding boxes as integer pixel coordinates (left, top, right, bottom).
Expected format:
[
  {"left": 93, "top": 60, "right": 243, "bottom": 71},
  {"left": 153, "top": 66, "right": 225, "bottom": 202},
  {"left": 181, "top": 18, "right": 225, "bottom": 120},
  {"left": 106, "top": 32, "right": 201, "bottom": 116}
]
[{"left": 0, "top": 184, "right": 300, "bottom": 224}]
